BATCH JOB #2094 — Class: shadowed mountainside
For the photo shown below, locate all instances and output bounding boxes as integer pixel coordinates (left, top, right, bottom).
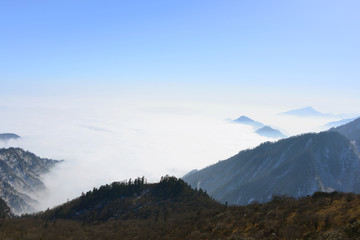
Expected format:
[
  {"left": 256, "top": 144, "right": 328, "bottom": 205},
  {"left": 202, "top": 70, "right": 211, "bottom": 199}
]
[{"left": 184, "top": 130, "right": 360, "bottom": 205}]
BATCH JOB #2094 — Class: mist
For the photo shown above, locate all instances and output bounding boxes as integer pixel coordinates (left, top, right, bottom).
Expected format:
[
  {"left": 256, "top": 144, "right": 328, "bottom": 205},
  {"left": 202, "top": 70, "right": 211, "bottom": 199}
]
[{"left": 0, "top": 95, "right": 350, "bottom": 211}]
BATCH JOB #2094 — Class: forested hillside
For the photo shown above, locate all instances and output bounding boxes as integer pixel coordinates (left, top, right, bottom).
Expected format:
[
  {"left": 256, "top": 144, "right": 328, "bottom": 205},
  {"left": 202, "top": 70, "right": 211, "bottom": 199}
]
[{"left": 1, "top": 177, "right": 360, "bottom": 239}]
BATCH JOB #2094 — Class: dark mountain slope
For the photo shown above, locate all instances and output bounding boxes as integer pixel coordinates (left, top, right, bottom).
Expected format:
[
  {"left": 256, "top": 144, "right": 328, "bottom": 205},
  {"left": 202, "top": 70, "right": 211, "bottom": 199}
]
[
  {"left": 42, "top": 176, "right": 219, "bottom": 222},
  {"left": 183, "top": 131, "right": 360, "bottom": 205},
  {"left": 0, "top": 148, "right": 62, "bottom": 214}
]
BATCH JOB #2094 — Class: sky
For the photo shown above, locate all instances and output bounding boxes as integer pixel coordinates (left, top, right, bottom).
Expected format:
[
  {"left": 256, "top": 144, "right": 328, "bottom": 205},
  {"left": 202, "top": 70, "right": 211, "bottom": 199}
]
[
  {"left": 0, "top": 0, "right": 359, "bottom": 110},
  {"left": 0, "top": 1, "right": 359, "bottom": 211}
]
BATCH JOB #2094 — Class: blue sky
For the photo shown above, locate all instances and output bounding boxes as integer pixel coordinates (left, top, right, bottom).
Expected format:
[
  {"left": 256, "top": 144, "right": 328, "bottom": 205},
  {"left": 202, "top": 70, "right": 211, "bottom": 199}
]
[{"left": 1, "top": 0, "right": 359, "bottom": 112}]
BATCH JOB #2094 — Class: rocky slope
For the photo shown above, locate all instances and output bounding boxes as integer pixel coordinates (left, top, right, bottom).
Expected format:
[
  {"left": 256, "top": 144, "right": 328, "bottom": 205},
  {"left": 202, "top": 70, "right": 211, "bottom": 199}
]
[{"left": 0, "top": 148, "right": 62, "bottom": 214}]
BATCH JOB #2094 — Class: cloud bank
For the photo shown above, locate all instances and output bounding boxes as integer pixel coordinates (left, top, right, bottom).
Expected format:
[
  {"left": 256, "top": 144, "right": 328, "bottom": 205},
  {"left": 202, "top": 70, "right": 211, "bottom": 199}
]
[{"left": 0, "top": 96, "right": 348, "bottom": 211}]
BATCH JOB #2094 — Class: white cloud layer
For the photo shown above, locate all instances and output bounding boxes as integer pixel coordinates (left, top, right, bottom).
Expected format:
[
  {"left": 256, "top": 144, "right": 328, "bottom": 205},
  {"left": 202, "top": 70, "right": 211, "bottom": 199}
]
[{"left": 0, "top": 96, "right": 351, "bottom": 211}]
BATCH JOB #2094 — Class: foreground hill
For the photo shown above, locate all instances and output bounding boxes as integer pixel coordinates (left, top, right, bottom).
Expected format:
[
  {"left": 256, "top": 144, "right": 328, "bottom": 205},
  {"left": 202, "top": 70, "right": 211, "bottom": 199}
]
[
  {"left": 183, "top": 131, "right": 360, "bottom": 205},
  {"left": 41, "top": 176, "right": 217, "bottom": 222},
  {"left": 0, "top": 148, "right": 62, "bottom": 214},
  {"left": 1, "top": 178, "right": 360, "bottom": 239}
]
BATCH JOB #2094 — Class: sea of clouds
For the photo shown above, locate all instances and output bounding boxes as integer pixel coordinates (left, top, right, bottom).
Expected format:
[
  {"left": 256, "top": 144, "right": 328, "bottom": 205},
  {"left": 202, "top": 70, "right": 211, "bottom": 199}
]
[{"left": 0, "top": 96, "right": 349, "bottom": 211}]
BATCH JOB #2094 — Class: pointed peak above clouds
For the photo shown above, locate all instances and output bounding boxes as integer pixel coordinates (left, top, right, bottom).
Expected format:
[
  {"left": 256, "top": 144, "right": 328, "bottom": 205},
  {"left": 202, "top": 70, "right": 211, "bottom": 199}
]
[
  {"left": 255, "top": 126, "right": 286, "bottom": 139},
  {"left": 232, "top": 116, "right": 265, "bottom": 129}
]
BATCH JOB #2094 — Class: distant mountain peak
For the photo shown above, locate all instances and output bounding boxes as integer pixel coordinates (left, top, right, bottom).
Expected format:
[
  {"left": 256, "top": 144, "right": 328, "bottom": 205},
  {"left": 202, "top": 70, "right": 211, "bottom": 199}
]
[
  {"left": 234, "top": 116, "right": 254, "bottom": 121},
  {"left": 279, "top": 106, "right": 354, "bottom": 118},
  {"left": 255, "top": 126, "right": 286, "bottom": 139},
  {"left": 0, "top": 133, "right": 20, "bottom": 141},
  {"left": 232, "top": 115, "right": 264, "bottom": 129},
  {"left": 232, "top": 116, "right": 285, "bottom": 138},
  {"left": 280, "top": 106, "right": 326, "bottom": 117}
]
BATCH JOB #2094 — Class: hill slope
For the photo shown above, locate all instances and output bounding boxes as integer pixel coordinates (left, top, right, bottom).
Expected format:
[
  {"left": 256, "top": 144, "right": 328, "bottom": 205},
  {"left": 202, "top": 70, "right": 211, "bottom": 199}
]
[
  {"left": 0, "top": 148, "right": 62, "bottom": 214},
  {"left": 183, "top": 131, "right": 360, "bottom": 205},
  {"left": 2, "top": 183, "right": 360, "bottom": 239}
]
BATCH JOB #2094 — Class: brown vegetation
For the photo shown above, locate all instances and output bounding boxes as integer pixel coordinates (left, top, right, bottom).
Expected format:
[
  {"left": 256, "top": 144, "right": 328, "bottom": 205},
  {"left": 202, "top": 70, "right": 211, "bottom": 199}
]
[{"left": 1, "top": 177, "right": 360, "bottom": 239}]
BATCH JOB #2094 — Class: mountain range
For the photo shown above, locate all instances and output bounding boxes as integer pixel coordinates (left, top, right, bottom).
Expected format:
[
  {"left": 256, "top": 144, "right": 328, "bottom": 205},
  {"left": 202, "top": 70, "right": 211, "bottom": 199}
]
[
  {"left": 0, "top": 148, "right": 62, "bottom": 214},
  {"left": 232, "top": 116, "right": 286, "bottom": 139},
  {"left": 184, "top": 117, "right": 360, "bottom": 205}
]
